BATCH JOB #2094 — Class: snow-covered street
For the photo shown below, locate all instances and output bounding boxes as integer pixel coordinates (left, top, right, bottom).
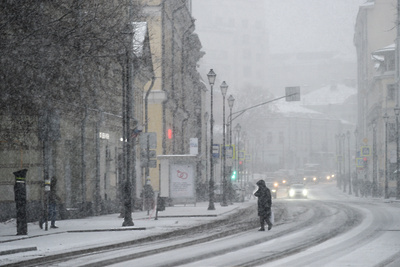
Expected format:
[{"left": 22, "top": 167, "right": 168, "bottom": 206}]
[{"left": 4, "top": 183, "right": 400, "bottom": 266}]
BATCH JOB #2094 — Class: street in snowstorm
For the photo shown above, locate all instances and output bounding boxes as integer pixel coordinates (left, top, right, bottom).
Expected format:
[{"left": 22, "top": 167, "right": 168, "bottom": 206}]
[
  {"left": 3, "top": 183, "right": 400, "bottom": 266},
  {"left": 2, "top": 0, "right": 400, "bottom": 266},
  {"left": 101, "top": 184, "right": 400, "bottom": 267}
]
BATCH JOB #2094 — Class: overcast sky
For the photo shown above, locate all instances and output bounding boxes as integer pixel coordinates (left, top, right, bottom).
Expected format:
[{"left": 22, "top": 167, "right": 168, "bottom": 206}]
[
  {"left": 264, "top": 0, "right": 366, "bottom": 55},
  {"left": 192, "top": 0, "right": 366, "bottom": 97}
]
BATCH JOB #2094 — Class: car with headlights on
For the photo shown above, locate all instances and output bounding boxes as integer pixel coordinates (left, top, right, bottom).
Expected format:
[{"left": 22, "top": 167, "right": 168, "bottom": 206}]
[
  {"left": 288, "top": 184, "right": 308, "bottom": 199},
  {"left": 266, "top": 182, "right": 278, "bottom": 199}
]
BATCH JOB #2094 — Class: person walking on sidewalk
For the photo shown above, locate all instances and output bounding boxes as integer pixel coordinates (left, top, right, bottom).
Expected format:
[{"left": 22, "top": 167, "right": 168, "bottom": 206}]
[
  {"left": 254, "top": 180, "right": 273, "bottom": 231},
  {"left": 40, "top": 177, "right": 61, "bottom": 229},
  {"left": 142, "top": 178, "right": 154, "bottom": 215}
]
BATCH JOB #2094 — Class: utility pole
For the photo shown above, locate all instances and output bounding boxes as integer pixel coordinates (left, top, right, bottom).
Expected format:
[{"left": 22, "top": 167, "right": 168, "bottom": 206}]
[
  {"left": 396, "top": 0, "right": 400, "bottom": 199},
  {"left": 122, "top": 2, "right": 134, "bottom": 226}
]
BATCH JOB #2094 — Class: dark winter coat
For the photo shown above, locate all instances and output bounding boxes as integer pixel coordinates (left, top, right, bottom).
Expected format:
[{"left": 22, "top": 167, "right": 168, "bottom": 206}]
[
  {"left": 254, "top": 180, "right": 272, "bottom": 217},
  {"left": 142, "top": 184, "right": 154, "bottom": 211},
  {"left": 48, "top": 177, "right": 61, "bottom": 205}
]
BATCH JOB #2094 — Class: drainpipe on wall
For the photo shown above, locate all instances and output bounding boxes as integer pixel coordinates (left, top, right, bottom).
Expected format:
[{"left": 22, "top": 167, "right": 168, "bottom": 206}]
[{"left": 144, "top": 76, "right": 156, "bottom": 179}]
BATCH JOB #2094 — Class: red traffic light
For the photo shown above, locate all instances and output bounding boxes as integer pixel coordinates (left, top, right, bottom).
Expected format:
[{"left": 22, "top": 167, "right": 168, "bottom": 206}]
[{"left": 239, "top": 161, "right": 243, "bottom": 165}]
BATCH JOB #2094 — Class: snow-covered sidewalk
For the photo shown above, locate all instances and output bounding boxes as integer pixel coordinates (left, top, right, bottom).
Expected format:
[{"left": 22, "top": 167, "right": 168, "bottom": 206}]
[{"left": 0, "top": 201, "right": 254, "bottom": 265}]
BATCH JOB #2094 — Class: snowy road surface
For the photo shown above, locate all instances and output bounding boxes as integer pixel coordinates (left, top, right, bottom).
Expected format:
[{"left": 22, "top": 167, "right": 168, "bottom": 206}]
[
  {"left": 4, "top": 183, "right": 400, "bottom": 267},
  {"left": 109, "top": 184, "right": 400, "bottom": 267}
]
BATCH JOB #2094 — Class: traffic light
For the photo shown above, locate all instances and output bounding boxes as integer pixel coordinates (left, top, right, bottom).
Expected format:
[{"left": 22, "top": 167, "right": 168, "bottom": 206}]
[
  {"left": 363, "top": 157, "right": 368, "bottom": 168},
  {"left": 231, "top": 170, "right": 237, "bottom": 181},
  {"left": 167, "top": 128, "right": 173, "bottom": 139},
  {"left": 239, "top": 160, "right": 243, "bottom": 170}
]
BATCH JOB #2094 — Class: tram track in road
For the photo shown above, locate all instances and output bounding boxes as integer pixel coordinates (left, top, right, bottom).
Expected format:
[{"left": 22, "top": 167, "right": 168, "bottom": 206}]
[
  {"left": 159, "top": 200, "right": 362, "bottom": 267},
  {"left": 2, "top": 203, "right": 265, "bottom": 267},
  {"left": 71, "top": 200, "right": 360, "bottom": 267},
  {"left": 238, "top": 201, "right": 363, "bottom": 267},
  {"left": 5, "top": 200, "right": 362, "bottom": 267}
]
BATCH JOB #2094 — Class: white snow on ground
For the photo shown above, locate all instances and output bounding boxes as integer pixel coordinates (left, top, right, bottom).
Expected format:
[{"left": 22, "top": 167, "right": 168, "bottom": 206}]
[
  {"left": 0, "top": 202, "right": 251, "bottom": 265},
  {"left": 3, "top": 184, "right": 400, "bottom": 267}
]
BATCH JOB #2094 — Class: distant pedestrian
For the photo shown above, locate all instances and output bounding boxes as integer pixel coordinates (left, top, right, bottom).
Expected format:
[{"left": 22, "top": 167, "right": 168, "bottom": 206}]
[
  {"left": 254, "top": 180, "right": 273, "bottom": 231},
  {"left": 142, "top": 178, "right": 154, "bottom": 215},
  {"left": 39, "top": 177, "right": 61, "bottom": 229}
]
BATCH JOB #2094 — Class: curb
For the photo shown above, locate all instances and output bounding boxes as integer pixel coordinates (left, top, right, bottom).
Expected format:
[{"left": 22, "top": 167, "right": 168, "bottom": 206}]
[
  {"left": 67, "top": 227, "right": 146, "bottom": 233},
  {"left": 0, "top": 246, "right": 37, "bottom": 256}
]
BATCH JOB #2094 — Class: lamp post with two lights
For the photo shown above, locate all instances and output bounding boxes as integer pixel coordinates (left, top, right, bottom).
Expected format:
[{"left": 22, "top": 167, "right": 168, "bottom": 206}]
[
  {"left": 395, "top": 106, "right": 400, "bottom": 199},
  {"left": 220, "top": 81, "right": 229, "bottom": 207},
  {"left": 383, "top": 113, "right": 389, "bottom": 198},
  {"left": 207, "top": 69, "right": 216, "bottom": 210}
]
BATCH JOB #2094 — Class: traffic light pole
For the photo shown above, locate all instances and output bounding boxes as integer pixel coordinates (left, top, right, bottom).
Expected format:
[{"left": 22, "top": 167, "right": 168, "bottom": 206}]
[
  {"left": 228, "top": 93, "right": 299, "bottom": 126},
  {"left": 224, "top": 92, "right": 299, "bottom": 194}
]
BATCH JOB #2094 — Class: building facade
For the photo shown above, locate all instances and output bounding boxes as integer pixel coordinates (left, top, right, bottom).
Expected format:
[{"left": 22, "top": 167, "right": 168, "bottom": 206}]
[
  {"left": 354, "top": 0, "right": 397, "bottom": 196},
  {"left": 0, "top": 0, "right": 207, "bottom": 221},
  {"left": 141, "top": 0, "right": 207, "bottom": 197}
]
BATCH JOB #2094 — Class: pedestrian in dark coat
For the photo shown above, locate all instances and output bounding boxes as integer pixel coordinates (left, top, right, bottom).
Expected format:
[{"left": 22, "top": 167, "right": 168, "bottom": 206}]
[
  {"left": 142, "top": 179, "right": 154, "bottom": 215},
  {"left": 254, "top": 180, "right": 273, "bottom": 231},
  {"left": 48, "top": 177, "right": 61, "bottom": 228},
  {"left": 39, "top": 176, "right": 61, "bottom": 229}
]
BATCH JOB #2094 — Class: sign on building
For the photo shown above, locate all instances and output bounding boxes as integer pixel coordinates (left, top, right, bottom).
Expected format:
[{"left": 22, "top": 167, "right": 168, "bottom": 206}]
[
  {"left": 222, "top": 145, "right": 234, "bottom": 159},
  {"left": 245, "top": 154, "right": 252, "bottom": 162},
  {"left": 190, "top": 138, "right": 198, "bottom": 155},
  {"left": 212, "top": 144, "right": 220, "bottom": 158},
  {"left": 361, "top": 146, "right": 371, "bottom": 157},
  {"left": 356, "top": 158, "right": 364, "bottom": 168}
]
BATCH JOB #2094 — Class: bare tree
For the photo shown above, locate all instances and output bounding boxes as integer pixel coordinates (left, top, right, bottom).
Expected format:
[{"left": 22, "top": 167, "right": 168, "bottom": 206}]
[{"left": 0, "top": 0, "right": 146, "bottom": 219}]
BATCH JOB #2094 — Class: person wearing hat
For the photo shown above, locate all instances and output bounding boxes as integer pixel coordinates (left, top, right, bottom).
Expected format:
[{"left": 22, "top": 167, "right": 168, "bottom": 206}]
[{"left": 254, "top": 180, "right": 273, "bottom": 231}]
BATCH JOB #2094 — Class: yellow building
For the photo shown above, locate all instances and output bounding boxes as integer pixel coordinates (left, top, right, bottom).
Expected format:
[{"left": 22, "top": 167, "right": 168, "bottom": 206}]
[{"left": 141, "top": 0, "right": 207, "bottom": 196}]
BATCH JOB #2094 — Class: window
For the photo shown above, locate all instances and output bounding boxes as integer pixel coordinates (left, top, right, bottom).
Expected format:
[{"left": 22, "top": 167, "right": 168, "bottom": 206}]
[
  {"left": 388, "top": 123, "right": 396, "bottom": 143},
  {"left": 387, "top": 57, "right": 395, "bottom": 71},
  {"left": 387, "top": 84, "right": 396, "bottom": 101}
]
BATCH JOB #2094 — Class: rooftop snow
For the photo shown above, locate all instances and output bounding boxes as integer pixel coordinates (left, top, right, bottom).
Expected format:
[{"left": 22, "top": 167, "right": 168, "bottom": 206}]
[{"left": 300, "top": 84, "right": 357, "bottom": 106}]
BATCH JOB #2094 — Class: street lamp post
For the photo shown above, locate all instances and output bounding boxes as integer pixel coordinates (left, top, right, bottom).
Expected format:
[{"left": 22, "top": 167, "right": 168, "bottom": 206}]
[
  {"left": 395, "top": 106, "right": 400, "bottom": 199},
  {"left": 235, "top": 123, "right": 241, "bottom": 186},
  {"left": 341, "top": 133, "right": 346, "bottom": 192},
  {"left": 347, "top": 130, "right": 351, "bottom": 195},
  {"left": 228, "top": 95, "right": 235, "bottom": 146},
  {"left": 220, "top": 81, "right": 228, "bottom": 207},
  {"left": 335, "top": 134, "right": 340, "bottom": 188},
  {"left": 227, "top": 94, "right": 235, "bottom": 203},
  {"left": 354, "top": 128, "right": 359, "bottom": 197},
  {"left": 372, "top": 122, "right": 377, "bottom": 197},
  {"left": 207, "top": 69, "right": 216, "bottom": 210},
  {"left": 383, "top": 113, "right": 389, "bottom": 199},
  {"left": 204, "top": 112, "right": 209, "bottom": 196}
]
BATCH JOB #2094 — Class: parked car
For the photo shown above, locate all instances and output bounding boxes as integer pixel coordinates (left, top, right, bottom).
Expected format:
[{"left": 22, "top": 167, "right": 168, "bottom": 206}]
[{"left": 288, "top": 184, "right": 308, "bottom": 199}]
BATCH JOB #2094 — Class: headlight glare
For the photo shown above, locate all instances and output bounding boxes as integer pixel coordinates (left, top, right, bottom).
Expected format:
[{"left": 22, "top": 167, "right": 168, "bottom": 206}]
[{"left": 289, "top": 189, "right": 295, "bottom": 197}]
